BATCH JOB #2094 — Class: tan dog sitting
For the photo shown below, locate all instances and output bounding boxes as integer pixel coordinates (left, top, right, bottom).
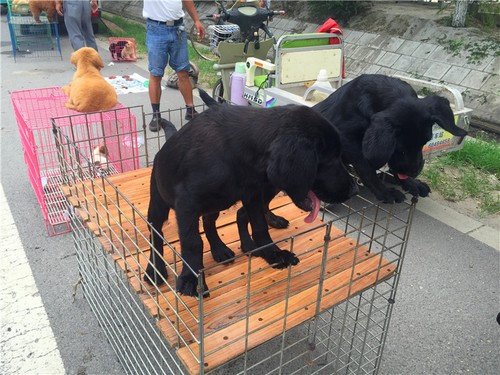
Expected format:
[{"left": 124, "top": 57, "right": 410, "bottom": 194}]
[
  {"left": 121, "top": 41, "right": 136, "bottom": 60},
  {"left": 29, "top": 0, "right": 58, "bottom": 23},
  {"left": 62, "top": 47, "right": 118, "bottom": 113}
]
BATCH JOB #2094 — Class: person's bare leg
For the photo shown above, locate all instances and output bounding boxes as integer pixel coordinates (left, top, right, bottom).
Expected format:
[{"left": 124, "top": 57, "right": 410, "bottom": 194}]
[
  {"left": 149, "top": 74, "right": 164, "bottom": 131},
  {"left": 177, "top": 71, "right": 193, "bottom": 106},
  {"left": 149, "top": 74, "right": 163, "bottom": 105},
  {"left": 177, "top": 71, "right": 198, "bottom": 120}
]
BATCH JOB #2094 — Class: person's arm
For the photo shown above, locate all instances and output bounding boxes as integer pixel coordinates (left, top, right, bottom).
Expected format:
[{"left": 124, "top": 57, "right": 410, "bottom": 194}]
[
  {"left": 182, "top": 0, "right": 205, "bottom": 40},
  {"left": 56, "top": 0, "right": 63, "bottom": 16}
]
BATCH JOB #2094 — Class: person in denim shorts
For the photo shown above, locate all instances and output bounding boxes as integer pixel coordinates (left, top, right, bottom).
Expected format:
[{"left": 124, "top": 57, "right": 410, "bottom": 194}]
[{"left": 143, "top": 0, "right": 205, "bottom": 131}]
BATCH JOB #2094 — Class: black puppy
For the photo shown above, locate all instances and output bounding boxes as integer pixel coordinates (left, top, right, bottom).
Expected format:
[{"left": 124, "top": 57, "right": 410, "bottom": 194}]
[
  {"left": 146, "top": 90, "right": 358, "bottom": 297},
  {"left": 313, "top": 74, "right": 468, "bottom": 203},
  {"left": 237, "top": 74, "right": 469, "bottom": 241}
]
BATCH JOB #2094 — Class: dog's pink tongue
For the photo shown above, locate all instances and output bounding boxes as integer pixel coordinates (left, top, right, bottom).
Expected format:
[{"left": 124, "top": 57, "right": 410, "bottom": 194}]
[
  {"left": 397, "top": 173, "right": 409, "bottom": 180},
  {"left": 304, "top": 191, "right": 320, "bottom": 223}
]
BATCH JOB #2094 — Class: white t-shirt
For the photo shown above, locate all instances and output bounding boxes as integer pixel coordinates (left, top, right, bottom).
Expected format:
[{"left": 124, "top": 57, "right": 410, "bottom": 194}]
[{"left": 143, "top": 0, "right": 185, "bottom": 22}]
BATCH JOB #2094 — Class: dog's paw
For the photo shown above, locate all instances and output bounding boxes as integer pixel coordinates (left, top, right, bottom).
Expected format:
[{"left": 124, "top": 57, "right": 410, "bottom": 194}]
[
  {"left": 266, "top": 212, "right": 289, "bottom": 229},
  {"left": 271, "top": 250, "right": 300, "bottom": 269},
  {"left": 144, "top": 263, "right": 168, "bottom": 286},
  {"left": 377, "top": 188, "right": 406, "bottom": 204},
  {"left": 176, "top": 273, "right": 209, "bottom": 298},
  {"left": 210, "top": 245, "right": 235, "bottom": 263},
  {"left": 401, "top": 178, "right": 431, "bottom": 197},
  {"left": 259, "top": 246, "right": 300, "bottom": 269}
]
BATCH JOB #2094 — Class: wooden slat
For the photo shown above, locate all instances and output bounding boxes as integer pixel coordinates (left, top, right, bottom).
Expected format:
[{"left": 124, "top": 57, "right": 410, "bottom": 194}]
[
  {"left": 176, "top": 255, "right": 395, "bottom": 374},
  {"left": 64, "top": 167, "right": 396, "bottom": 375}
]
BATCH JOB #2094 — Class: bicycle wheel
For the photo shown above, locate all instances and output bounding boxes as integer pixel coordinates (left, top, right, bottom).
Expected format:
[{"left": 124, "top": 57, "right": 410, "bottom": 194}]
[
  {"left": 212, "top": 78, "right": 225, "bottom": 103},
  {"left": 189, "top": 18, "right": 220, "bottom": 62}
]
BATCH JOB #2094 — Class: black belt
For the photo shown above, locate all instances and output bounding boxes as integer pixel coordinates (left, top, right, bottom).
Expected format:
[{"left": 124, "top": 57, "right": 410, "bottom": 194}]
[{"left": 147, "top": 17, "right": 183, "bottom": 26}]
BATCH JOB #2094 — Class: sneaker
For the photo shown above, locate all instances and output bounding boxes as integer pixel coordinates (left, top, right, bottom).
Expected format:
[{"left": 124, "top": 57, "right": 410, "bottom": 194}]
[
  {"left": 149, "top": 116, "right": 163, "bottom": 132},
  {"left": 185, "top": 106, "right": 198, "bottom": 121}
]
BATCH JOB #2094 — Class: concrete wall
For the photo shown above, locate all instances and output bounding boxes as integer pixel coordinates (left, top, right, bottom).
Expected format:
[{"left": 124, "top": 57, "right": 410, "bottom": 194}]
[{"left": 102, "top": 1, "right": 499, "bottom": 130}]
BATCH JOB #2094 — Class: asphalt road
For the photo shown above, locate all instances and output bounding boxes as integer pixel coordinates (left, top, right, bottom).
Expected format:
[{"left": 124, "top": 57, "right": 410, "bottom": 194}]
[{"left": 1, "top": 15, "right": 498, "bottom": 375}]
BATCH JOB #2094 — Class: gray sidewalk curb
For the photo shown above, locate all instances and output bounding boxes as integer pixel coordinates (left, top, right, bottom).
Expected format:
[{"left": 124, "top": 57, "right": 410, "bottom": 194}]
[{"left": 416, "top": 197, "right": 499, "bottom": 251}]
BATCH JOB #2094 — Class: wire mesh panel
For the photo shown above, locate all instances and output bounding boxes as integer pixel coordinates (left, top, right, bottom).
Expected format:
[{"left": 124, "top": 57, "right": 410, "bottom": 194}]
[
  {"left": 209, "top": 24, "right": 240, "bottom": 52},
  {"left": 7, "top": 14, "right": 62, "bottom": 61},
  {"left": 11, "top": 87, "right": 138, "bottom": 235},
  {"left": 55, "top": 108, "right": 416, "bottom": 375}
]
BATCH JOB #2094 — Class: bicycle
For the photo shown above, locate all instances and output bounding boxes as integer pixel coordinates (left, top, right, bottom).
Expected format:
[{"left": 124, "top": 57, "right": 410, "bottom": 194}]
[{"left": 189, "top": 0, "right": 284, "bottom": 101}]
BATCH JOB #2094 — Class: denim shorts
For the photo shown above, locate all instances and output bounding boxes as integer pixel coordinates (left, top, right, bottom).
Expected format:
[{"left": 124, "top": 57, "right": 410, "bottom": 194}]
[{"left": 146, "top": 19, "right": 190, "bottom": 77}]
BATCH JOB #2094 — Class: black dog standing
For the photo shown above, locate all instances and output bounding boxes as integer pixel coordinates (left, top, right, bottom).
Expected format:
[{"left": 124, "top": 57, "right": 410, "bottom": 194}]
[
  {"left": 314, "top": 74, "right": 468, "bottom": 203},
  {"left": 145, "top": 92, "right": 358, "bottom": 297},
  {"left": 235, "top": 74, "right": 469, "bottom": 252}
]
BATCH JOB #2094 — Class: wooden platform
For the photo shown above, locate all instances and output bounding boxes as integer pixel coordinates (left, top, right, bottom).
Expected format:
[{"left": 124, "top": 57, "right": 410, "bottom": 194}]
[{"left": 63, "top": 167, "right": 396, "bottom": 375}]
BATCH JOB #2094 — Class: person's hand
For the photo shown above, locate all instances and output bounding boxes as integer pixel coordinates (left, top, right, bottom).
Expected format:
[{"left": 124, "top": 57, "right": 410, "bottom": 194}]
[
  {"left": 194, "top": 20, "right": 205, "bottom": 41},
  {"left": 56, "top": 1, "right": 63, "bottom": 16},
  {"left": 195, "top": 22, "right": 205, "bottom": 41}
]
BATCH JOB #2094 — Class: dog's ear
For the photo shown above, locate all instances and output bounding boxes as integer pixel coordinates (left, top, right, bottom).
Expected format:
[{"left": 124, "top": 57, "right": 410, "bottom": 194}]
[
  {"left": 90, "top": 50, "right": 105, "bottom": 70},
  {"left": 362, "top": 113, "right": 396, "bottom": 170},
  {"left": 267, "top": 136, "right": 317, "bottom": 199},
  {"left": 422, "top": 96, "right": 467, "bottom": 137},
  {"left": 99, "top": 145, "right": 108, "bottom": 156},
  {"left": 69, "top": 49, "right": 80, "bottom": 66}
]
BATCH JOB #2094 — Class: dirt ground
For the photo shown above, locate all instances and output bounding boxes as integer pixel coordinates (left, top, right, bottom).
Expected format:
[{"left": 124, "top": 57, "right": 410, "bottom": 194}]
[{"left": 349, "top": 1, "right": 498, "bottom": 40}]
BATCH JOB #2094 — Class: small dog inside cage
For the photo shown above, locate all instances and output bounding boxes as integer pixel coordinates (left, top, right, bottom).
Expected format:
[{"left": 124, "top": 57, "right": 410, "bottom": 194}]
[
  {"left": 92, "top": 145, "right": 110, "bottom": 172},
  {"left": 120, "top": 41, "right": 136, "bottom": 60}
]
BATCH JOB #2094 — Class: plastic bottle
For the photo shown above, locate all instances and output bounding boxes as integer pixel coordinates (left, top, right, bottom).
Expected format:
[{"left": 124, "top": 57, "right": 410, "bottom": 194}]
[
  {"left": 230, "top": 62, "right": 249, "bottom": 106},
  {"left": 304, "top": 69, "right": 333, "bottom": 102},
  {"left": 315, "top": 69, "right": 332, "bottom": 89}
]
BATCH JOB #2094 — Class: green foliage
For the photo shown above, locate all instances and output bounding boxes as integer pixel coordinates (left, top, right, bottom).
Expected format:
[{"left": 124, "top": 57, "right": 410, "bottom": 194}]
[
  {"left": 468, "top": 0, "right": 500, "bottom": 29},
  {"left": 442, "top": 37, "right": 465, "bottom": 56},
  {"left": 417, "top": 87, "right": 437, "bottom": 97},
  {"left": 439, "top": 0, "right": 499, "bottom": 30},
  {"left": 422, "top": 135, "right": 500, "bottom": 215},
  {"left": 437, "top": 34, "right": 500, "bottom": 64},
  {"left": 446, "top": 134, "right": 500, "bottom": 177},
  {"left": 187, "top": 48, "right": 219, "bottom": 87}
]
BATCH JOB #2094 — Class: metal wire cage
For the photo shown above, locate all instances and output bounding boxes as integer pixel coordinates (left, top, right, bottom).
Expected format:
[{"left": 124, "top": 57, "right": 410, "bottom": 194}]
[
  {"left": 54, "top": 106, "right": 416, "bottom": 375},
  {"left": 6, "top": 2, "right": 63, "bottom": 62},
  {"left": 209, "top": 24, "right": 241, "bottom": 53},
  {"left": 11, "top": 87, "right": 138, "bottom": 235},
  {"left": 108, "top": 37, "right": 137, "bottom": 62}
]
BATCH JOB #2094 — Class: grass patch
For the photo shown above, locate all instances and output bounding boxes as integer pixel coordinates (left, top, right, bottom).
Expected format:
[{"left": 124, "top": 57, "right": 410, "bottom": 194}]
[
  {"left": 445, "top": 134, "right": 500, "bottom": 177},
  {"left": 422, "top": 134, "right": 500, "bottom": 216},
  {"left": 436, "top": 34, "right": 500, "bottom": 65},
  {"left": 99, "top": 13, "right": 218, "bottom": 89}
]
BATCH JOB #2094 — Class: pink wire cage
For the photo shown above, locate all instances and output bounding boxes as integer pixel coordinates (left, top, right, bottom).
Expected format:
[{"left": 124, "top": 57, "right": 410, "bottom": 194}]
[{"left": 11, "top": 87, "right": 139, "bottom": 236}]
